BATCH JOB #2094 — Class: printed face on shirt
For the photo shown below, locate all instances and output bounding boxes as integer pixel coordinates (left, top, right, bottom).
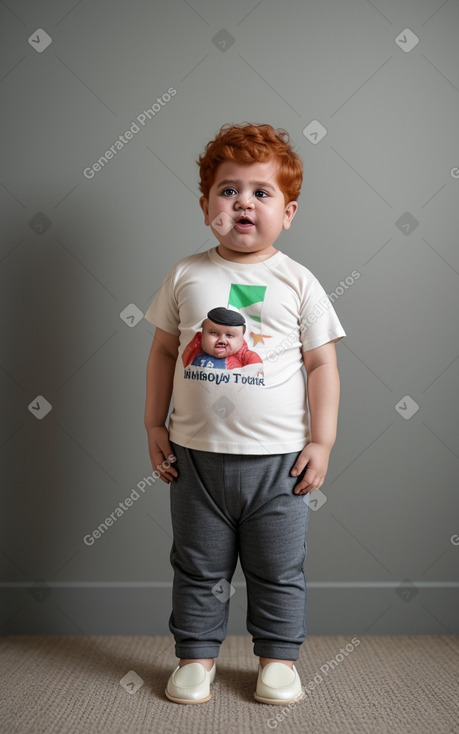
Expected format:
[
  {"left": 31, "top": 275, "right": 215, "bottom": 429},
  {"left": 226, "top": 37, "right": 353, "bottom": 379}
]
[
  {"left": 199, "top": 159, "right": 298, "bottom": 261},
  {"left": 201, "top": 319, "right": 245, "bottom": 358}
]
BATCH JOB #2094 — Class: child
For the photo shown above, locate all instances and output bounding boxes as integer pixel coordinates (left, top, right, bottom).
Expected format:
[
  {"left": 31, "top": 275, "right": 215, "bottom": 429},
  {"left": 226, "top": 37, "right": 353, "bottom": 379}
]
[
  {"left": 144, "top": 123, "right": 346, "bottom": 705},
  {"left": 182, "top": 306, "right": 263, "bottom": 369}
]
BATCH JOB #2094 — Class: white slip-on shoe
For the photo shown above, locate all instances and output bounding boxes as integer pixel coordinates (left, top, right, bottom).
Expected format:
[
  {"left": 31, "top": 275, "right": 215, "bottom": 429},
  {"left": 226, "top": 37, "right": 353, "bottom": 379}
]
[
  {"left": 254, "top": 662, "right": 305, "bottom": 704},
  {"left": 165, "top": 661, "right": 216, "bottom": 704}
]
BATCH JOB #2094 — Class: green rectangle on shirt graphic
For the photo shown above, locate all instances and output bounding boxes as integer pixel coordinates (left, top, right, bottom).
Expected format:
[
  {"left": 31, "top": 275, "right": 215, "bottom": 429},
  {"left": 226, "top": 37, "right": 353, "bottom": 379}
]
[{"left": 228, "top": 284, "right": 267, "bottom": 310}]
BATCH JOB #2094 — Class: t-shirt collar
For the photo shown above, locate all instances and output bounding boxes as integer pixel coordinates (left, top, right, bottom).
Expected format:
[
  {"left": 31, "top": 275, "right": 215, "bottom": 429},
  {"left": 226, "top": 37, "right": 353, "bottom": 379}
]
[{"left": 207, "top": 246, "right": 285, "bottom": 271}]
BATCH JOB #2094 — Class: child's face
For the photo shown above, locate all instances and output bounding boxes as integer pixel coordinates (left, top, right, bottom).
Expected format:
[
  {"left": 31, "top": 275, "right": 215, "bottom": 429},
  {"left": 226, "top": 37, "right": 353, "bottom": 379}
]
[
  {"left": 199, "top": 159, "right": 298, "bottom": 260},
  {"left": 201, "top": 319, "right": 245, "bottom": 358}
]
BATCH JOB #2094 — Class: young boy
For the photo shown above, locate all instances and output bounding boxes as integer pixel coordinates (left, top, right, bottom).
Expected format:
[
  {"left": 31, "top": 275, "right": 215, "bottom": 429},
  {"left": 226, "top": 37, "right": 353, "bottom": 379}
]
[
  {"left": 182, "top": 306, "right": 263, "bottom": 369},
  {"left": 144, "top": 123, "right": 346, "bottom": 705}
]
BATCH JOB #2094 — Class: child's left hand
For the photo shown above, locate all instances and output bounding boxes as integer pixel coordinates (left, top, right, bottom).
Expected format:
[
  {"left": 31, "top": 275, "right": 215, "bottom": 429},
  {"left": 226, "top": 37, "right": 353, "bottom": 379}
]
[{"left": 291, "top": 443, "right": 331, "bottom": 494}]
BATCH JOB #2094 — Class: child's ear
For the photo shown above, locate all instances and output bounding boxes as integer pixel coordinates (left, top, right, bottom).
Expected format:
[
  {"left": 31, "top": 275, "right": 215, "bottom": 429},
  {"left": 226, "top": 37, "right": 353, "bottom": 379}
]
[
  {"left": 199, "top": 196, "right": 210, "bottom": 225},
  {"left": 283, "top": 201, "right": 298, "bottom": 230}
]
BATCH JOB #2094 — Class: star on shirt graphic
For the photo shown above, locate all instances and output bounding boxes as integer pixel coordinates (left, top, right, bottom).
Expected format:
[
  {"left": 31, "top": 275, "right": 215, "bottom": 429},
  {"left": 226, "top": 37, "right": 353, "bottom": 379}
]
[{"left": 250, "top": 332, "right": 272, "bottom": 346}]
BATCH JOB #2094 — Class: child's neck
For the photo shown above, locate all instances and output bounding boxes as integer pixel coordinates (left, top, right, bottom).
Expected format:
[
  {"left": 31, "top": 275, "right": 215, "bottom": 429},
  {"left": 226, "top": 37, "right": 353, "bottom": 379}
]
[{"left": 216, "top": 244, "right": 278, "bottom": 264}]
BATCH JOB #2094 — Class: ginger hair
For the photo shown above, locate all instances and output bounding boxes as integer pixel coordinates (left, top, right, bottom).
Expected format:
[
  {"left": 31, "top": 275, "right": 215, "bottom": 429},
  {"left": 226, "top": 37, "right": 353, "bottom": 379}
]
[{"left": 197, "top": 123, "right": 303, "bottom": 204}]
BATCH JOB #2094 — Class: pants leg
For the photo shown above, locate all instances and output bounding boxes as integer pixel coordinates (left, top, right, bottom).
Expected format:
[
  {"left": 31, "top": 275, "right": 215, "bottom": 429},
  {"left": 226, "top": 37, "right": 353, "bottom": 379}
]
[
  {"left": 237, "top": 452, "right": 310, "bottom": 660},
  {"left": 168, "top": 442, "right": 238, "bottom": 659}
]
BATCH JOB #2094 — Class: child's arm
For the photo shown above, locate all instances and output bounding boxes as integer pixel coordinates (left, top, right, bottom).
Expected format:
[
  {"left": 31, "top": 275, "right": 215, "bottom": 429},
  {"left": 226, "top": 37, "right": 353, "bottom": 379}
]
[
  {"left": 144, "top": 327, "right": 180, "bottom": 484},
  {"left": 291, "top": 341, "right": 340, "bottom": 495}
]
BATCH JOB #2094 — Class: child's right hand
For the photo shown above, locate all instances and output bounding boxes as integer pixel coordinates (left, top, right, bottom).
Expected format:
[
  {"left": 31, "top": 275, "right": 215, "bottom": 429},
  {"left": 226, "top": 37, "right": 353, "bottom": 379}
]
[{"left": 146, "top": 425, "right": 178, "bottom": 484}]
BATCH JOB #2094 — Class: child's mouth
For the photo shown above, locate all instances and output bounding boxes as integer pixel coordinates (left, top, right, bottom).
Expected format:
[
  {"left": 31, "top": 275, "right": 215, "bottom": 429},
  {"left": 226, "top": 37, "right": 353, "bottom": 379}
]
[
  {"left": 235, "top": 222, "right": 254, "bottom": 232},
  {"left": 234, "top": 217, "right": 254, "bottom": 233}
]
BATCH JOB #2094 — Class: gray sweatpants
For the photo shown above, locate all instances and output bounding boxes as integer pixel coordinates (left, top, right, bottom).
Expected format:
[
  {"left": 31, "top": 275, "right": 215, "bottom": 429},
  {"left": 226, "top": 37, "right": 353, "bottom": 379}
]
[{"left": 168, "top": 442, "right": 310, "bottom": 661}]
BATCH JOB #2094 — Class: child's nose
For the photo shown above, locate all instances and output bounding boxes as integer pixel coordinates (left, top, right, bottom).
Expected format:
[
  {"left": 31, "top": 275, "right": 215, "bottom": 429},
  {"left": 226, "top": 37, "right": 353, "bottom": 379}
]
[{"left": 236, "top": 195, "right": 254, "bottom": 209}]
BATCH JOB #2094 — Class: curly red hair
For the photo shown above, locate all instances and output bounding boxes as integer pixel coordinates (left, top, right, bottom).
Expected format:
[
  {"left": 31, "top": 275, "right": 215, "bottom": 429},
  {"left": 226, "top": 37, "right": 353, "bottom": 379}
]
[{"left": 197, "top": 123, "right": 303, "bottom": 204}]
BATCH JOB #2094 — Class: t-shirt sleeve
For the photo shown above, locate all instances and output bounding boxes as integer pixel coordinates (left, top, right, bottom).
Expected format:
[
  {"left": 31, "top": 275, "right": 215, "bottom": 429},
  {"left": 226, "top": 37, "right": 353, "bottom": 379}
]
[
  {"left": 299, "top": 277, "right": 346, "bottom": 352},
  {"left": 144, "top": 265, "right": 180, "bottom": 336}
]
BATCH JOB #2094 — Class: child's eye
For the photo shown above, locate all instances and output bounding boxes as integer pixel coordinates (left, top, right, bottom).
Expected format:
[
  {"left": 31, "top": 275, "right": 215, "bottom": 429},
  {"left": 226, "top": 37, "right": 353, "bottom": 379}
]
[
  {"left": 221, "top": 187, "right": 237, "bottom": 196},
  {"left": 255, "top": 190, "right": 268, "bottom": 198}
]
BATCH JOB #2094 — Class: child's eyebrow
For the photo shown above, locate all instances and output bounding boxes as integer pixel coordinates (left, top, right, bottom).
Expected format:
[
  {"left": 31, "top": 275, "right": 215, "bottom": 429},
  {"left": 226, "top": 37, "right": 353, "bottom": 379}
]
[{"left": 216, "top": 179, "right": 276, "bottom": 192}]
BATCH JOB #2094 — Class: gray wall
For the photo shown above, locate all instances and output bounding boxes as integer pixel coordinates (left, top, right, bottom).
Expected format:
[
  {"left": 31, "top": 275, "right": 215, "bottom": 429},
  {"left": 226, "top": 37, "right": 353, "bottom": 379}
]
[{"left": 1, "top": 0, "right": 458, "bottom": 638}]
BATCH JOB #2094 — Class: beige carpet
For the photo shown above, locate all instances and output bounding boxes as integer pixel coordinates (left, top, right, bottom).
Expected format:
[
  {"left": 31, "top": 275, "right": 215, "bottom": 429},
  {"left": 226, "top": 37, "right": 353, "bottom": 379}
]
[{"left": 0, "top": 634, "right": 458, "bottom": 734}]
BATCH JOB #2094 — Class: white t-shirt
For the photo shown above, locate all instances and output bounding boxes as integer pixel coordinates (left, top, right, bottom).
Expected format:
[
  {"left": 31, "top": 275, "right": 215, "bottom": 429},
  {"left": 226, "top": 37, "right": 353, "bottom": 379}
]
[{"left": 144, "top": 247, "right": 346, "bottom": 454}]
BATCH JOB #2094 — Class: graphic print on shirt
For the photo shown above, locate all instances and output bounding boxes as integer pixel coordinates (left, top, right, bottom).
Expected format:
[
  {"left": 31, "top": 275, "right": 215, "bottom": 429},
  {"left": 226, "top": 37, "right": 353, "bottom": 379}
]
[
  {"left": 227, "top": 284, "right": 272, "bottom": 347},
  {"left": 182, "top": 306, "right": 264, "bottom": 371}
]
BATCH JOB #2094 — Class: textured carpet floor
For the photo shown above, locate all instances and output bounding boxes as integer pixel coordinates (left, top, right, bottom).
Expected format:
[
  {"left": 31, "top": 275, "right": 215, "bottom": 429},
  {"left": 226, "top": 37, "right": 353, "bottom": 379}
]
[{"left": 0, "top": 634, "right": 457, "bottom": 734}]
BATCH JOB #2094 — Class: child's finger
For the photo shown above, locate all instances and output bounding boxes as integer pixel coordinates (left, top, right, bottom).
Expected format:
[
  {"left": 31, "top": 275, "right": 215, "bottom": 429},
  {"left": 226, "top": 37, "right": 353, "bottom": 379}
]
[
  {"left": 300, "top": 465, "right": 315, "bottom": 485},
  {"left": 291, "top": 456, "right": 309, "bottom": 477},
  {"left": 155, "top": 467, "right": 176, "bottom": 485},
  {"left": 155, "top": 459, "right": 178, "bottom": 479},
  {"left": 158, "top": 442, "right": 177, "bottom": 468},
  {"left": 293, "top": 474, "right": 312, "bottom": 494},
  {"left": 294, "top": 467, "right": 321, "bottom": 494},
  {"left": 162, "top": 449, "right": 178, "bottom": 478}
]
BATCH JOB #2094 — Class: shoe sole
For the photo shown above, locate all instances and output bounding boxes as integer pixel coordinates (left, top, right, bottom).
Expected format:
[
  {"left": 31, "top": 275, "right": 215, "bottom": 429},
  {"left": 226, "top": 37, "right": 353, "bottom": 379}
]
[
  {"left": 254, "top": 689, "right": 306, "bottom": 705},
  {"left": 165, "top": 689, "right": 212, "bottom": 704}
]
